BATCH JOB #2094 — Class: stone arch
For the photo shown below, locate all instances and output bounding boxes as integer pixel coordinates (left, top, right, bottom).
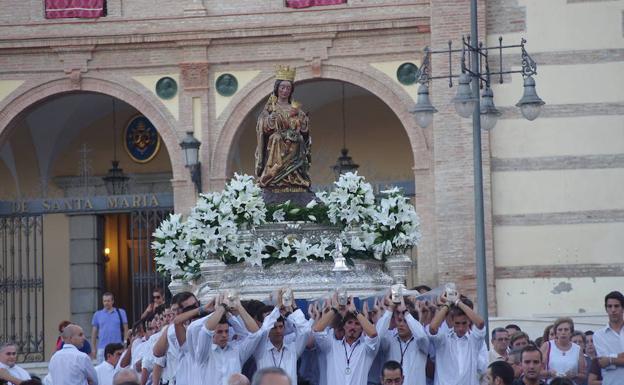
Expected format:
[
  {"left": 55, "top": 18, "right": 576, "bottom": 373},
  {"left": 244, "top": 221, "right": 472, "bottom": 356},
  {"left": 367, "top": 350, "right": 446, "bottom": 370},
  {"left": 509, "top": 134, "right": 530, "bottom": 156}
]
[
  {"left": 211, "top": 64, "right": 431, "bottom": 186},
  {"left": 0, "top": 75, "right": 185, "bottom": 181}
]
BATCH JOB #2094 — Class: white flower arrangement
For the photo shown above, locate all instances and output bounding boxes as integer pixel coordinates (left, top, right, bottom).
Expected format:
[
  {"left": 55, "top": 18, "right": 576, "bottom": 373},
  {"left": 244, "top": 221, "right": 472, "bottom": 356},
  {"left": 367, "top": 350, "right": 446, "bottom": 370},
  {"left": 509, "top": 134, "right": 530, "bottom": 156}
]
[
  {"left": 316, "top": 172, "right": 376, "bottom": 226},
  {"left": 152, "top": 172, "right": 421, "bottom": 278},
  {"left": 370, "top": 187, "right": 422, "bottom": 259},
  {"left": 152, "top": 213, "right": 198, "bottom": 280}
]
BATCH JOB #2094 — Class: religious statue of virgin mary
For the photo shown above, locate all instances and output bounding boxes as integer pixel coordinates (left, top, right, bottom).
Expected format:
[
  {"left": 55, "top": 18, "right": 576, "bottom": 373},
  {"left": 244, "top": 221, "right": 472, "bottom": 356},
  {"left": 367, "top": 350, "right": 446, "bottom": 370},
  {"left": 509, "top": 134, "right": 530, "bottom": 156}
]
[{"left": 254, "top": 65, "right": 311, "bottom": 192}]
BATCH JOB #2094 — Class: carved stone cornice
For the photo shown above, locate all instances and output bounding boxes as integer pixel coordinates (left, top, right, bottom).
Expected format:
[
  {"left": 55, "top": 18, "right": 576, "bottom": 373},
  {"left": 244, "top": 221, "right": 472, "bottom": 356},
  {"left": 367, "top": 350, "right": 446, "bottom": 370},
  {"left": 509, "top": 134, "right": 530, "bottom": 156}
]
[{"left": 53, "top": 45, "right": 95, "bottom": 74}]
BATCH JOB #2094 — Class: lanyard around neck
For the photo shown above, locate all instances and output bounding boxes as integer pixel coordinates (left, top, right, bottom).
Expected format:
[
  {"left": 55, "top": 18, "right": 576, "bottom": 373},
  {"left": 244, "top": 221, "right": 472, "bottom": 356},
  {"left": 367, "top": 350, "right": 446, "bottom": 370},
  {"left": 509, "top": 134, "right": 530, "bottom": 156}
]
[
  {"left": 271, "top": 346, "right": 285, "bottom": 368},
  {"left": 342, "top": 339, "right": 361, "bottom": 369},
  {"left": 397, "top": 336, "right": 414, "bottom": 366}
]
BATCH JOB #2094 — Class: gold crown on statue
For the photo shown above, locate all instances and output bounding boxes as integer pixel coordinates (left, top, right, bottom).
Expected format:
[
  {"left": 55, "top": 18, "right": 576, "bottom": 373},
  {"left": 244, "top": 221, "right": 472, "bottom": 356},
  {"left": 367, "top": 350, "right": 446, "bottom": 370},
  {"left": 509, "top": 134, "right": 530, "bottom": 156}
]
[{"left": 275, "top": 65, "right": 296, "bottom": 82}]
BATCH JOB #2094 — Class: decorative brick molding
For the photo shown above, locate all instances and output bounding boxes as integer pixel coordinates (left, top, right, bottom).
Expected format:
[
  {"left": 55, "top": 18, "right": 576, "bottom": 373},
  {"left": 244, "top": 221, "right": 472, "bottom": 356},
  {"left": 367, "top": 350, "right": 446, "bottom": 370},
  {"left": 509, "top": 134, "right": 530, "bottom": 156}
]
[
  {"left": 180, "top": 62, "right": 210, "bottom": 90},
  {"left": 210, "top": 63, "right": 431, "bottom": 178},
  {"left": 0, "top": 75, "right": 186, "bottom": 185}
]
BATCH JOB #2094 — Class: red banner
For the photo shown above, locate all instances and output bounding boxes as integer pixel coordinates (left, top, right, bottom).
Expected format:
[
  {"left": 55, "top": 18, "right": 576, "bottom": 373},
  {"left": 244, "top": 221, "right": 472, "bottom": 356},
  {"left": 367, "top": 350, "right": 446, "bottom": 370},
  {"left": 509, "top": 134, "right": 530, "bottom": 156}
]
[
  {"left": 286, "top": 0, "right": 347, "bottom": 9},
  {"left": 45, "top": 0, "right": 105, "bottom": 19}
]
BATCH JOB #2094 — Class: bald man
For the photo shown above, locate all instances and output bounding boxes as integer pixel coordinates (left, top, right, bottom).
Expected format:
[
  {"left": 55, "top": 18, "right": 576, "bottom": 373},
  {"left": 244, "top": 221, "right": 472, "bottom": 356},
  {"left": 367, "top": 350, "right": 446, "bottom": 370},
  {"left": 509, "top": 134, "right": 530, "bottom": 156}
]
[
  {"left": 229, "top": 373, "right": 251, "bottom": 385},
  {"left": 112, "top": 368, "right": 140, "bottom": 385},
  {"left": 47, "top": 324, "right": 98, "bottom": 385}
]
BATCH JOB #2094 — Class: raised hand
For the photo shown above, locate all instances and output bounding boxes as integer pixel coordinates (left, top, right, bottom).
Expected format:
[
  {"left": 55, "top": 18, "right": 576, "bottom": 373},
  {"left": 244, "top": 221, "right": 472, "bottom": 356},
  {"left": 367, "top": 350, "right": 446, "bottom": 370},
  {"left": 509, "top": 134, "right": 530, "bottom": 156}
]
[{"left": 346, "top": 296, "right": 356, "bottom": 313}]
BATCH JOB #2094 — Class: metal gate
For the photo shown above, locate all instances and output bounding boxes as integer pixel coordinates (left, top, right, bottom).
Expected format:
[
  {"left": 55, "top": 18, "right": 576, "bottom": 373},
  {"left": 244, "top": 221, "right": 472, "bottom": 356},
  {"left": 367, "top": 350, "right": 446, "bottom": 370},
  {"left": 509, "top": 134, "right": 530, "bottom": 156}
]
[
  {"left": 129, "top": 209, "right": 172, "bottom": 323},
  {"left": 0, "top": 215, "right": 44, "bottom": 362}
]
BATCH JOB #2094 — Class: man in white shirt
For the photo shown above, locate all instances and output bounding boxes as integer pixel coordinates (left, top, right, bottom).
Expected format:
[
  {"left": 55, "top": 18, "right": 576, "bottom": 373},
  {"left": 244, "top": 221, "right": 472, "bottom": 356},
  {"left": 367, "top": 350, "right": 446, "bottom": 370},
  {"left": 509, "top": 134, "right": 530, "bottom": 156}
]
[
  {"left": 153, "top": 291, "right": 199, "bottom": 385},
  {"left": 0, "top": 342, "right": 31, "bottom": 385},
  {"left": 378, "top": 298, "right": 429, "bottom": 385},
  {"left": 47, "top": 324, "right": 99, "bottom": 385},
  {"left": 312, "top": 293, "right": 382, "bottom": 385},
  {"left": 253, "top": 289, "right": 311, "bottom": 384},
  {"left": 593, "top": 290, "right": 624, "bottom": 385},
  {"left": 95, "top": 343, "right": 124, "bottom": 385},
  {"left": 193, "top": 293, "right": 266, "bottom": 385},
  {"left": 427, "top": 291, "right": 486, "bottom": 385}
]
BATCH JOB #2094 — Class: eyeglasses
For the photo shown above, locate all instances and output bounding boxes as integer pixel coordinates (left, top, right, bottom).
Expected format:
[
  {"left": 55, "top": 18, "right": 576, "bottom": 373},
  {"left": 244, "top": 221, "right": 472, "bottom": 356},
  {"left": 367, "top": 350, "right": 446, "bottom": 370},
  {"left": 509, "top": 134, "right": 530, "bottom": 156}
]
[
  {"left": 383, "top": 378, "right": 403, "bottom": 385},
  {"left": 153, "top": 295, "right": 162, "bottom": 299}
]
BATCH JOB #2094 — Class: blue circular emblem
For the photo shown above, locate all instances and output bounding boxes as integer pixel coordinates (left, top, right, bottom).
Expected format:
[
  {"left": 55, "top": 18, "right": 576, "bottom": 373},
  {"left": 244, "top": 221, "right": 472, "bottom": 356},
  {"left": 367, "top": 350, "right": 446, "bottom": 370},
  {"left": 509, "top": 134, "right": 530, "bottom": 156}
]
[{"left": 124, "top": 115, "right": 161, "bottom": 163}]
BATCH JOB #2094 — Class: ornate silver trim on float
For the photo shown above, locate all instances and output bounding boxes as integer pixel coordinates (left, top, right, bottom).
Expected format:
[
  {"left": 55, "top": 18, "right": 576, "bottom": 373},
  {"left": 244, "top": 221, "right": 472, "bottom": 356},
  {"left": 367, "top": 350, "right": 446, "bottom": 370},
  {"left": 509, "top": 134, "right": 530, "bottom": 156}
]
[
  {"left": 385, "top": 253, "right": 413, "bottom": 284},
  {"left": 169, "top": 222, "right": 407, "bottom": 302}
]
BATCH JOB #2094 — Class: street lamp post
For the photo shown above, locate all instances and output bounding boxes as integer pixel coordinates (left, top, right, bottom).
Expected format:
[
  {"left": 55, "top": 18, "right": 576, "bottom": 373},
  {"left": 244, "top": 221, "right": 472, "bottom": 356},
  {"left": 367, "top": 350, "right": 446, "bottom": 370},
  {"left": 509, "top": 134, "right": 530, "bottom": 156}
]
[{"left": 410, "top": 0, "right": 545, "bottom": 335}]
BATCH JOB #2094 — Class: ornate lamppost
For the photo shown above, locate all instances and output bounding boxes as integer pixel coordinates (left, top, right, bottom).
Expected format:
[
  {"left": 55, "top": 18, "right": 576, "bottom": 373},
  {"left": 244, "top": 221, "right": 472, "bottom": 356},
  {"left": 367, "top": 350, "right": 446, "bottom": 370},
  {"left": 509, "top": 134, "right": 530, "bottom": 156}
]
[{"left": 410, "top": 0, "right": 545, "bottom": 334}]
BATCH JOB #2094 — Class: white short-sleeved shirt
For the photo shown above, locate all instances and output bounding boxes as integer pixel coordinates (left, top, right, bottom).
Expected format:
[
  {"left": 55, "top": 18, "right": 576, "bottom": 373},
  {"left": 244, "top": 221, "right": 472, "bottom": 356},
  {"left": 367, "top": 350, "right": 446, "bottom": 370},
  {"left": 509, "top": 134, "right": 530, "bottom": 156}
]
[{"left": 48, "top": 343, "right": 99, "bottom": 385}]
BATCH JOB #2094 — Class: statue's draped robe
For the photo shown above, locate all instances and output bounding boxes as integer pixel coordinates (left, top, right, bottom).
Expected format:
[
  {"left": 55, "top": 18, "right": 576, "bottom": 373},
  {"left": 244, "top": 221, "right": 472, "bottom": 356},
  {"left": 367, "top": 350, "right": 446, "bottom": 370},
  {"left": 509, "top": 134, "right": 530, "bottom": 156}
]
[{"left": 255, "top": 101, "right": 311, "bottom": 191}]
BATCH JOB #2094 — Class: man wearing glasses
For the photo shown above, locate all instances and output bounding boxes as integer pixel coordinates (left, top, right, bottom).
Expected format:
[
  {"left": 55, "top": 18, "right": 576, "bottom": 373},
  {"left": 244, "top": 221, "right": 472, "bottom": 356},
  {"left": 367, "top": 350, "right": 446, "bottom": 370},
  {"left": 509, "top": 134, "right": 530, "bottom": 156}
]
[
  {"left": 0, "top": 342, "right": 31, "bottom": 385},
  {"left": 92, "top": 292, "right": 129, "bottom": 363},
  {"left": 380, "top": 360, "right": 404, "bottom": 385}
]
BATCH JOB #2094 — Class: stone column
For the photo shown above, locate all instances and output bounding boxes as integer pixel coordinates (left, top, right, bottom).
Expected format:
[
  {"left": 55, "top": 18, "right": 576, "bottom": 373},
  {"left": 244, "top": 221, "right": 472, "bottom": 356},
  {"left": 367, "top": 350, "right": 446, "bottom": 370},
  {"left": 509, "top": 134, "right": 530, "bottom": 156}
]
[{"left": 68, "top": 214, "right": 103, "bottom": 339}]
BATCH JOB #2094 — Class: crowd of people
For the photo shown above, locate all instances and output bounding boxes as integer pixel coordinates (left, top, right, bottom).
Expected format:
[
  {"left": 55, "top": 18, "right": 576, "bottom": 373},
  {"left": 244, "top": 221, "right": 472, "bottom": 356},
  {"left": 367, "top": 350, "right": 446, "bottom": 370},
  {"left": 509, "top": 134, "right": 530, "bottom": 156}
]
[{"left": 0, "top": 287, "right": 622, "bottom": 385}]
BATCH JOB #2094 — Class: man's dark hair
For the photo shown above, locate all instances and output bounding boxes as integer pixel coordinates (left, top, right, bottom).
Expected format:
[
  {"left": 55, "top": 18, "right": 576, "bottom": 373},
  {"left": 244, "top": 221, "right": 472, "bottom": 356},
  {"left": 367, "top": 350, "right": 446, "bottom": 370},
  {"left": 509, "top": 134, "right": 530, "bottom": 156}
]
[
  {"left": 20, "top": 381, "right": 43, "bottom": 385},
  {"left": 255, "top": 305, "right": 275, "bottom": 323},
  {"left": 550, "top": 378, "right": 574, "bottom": 385},
  {"left": 411, "top": 285, "right": 432, "bottom": 293},
  {"left": 341, "top": 311, "right": 358, "bottom": 324},
  {"left": 172, "top": 291, "right": 196, "bottom": 307},
  {"left": 520, "top": 344, "right": 542, "bottom": 362},
  {"left": 242, "top": 299, "right": 265, "bottom": 321},
  {"left": 103, "top": 291, "right": 114, "bottom": 299},
  {"left": 153, "top": 287, "right": 165, "bottom": 295},
  {"left": 449, "top": 306, "right": 467, "bottom": 319},
  {"left": 218, "top": 314, "right": 228, "bottom": 325},
  {"left": 491, "top": 327, "right": 507, "bottom": 340},
  {"left": 510, "top": 331, "right": 530, "bottom": 346},
  {"left": 460, "top": 296, "right": 474, "bottom": 309},
  {"left": 381, "top": 360, "right": 403, "bottom": 379},
  {"left": 505, "top": 324, "right": 521, "bottom": 332},
  {"left": 604, "top": 290, "right": 624, "bottom": 308},
  {"left": 252, "top": 367, "right": 291, "bottom": 385},
  {"left": 153, "top": 304, "right": 166, "bottom": 316},
  {"left": 104, "top": 342, "right": 124, "bottom": 359},
  {"left": 584, "top": 330, "right": 594, "bottom": 336},
  {"left": 488, "top": 361, "right": 514, "bottom": 385}
]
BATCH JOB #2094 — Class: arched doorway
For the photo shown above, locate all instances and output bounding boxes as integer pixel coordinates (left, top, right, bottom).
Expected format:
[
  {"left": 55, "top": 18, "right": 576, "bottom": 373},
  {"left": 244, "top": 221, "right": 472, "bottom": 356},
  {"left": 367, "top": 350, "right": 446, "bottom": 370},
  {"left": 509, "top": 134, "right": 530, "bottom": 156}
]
[
  {"left": 0, "top": 90, "right": 175, "bottom": 360},
  {"left": 228, "top": 79, "right": 416, "bottom": 190}
]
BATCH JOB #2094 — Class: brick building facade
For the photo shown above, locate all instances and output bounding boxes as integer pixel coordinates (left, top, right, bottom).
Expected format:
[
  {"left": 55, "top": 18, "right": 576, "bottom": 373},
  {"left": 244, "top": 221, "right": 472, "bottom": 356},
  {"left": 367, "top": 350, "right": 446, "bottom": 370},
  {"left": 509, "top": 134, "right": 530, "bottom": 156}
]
[{"left": 0, "top": 0, "right": 622, "bottom": 359}]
